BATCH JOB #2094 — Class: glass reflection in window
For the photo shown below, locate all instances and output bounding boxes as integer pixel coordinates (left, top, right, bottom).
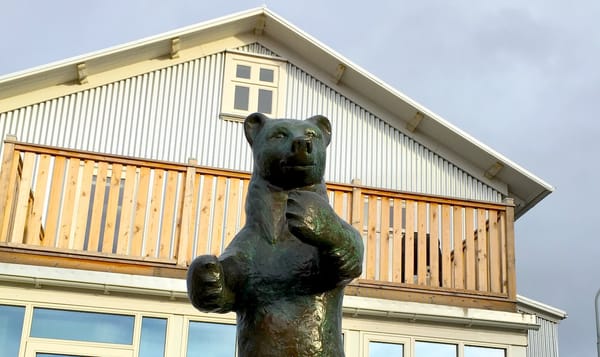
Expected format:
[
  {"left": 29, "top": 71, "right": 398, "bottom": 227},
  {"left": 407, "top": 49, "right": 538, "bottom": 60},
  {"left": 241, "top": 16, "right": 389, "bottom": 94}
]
[
  {"left": 465, "top": 345, "right": 505, "bottom": 357},
  {"left": 186, "top": 321, "right": 236, "bottom": 357},
  {"left": 369, "top": 341, "right": 403, "bottom": 356},
  {"left": 30, "top": 308, "right": 134, "bottom": 344},
  {"left": 257, "top": 89, "right": 273, "bottom": 114},
  {"left": 234, "top": 86, "right": 250, "bottom": 111},
  {"left": 139, "top": 317, "right": 167, "bottom": 357},
  {"left": 415, "top": 341, "right": 457, "bottom": 356},
  {"left": 0, "top": 305, "right": 25, "bottom": 357}
]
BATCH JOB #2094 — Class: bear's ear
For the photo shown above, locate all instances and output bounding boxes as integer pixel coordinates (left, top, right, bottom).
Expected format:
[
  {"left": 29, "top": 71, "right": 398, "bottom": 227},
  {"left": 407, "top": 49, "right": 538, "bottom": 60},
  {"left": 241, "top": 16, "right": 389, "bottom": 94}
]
[
  {"left": 306, "top": 115, "right": 331, "bottom": 147},
  {"left": 244, "top": 112, "right": 269, "bottom": 146}
]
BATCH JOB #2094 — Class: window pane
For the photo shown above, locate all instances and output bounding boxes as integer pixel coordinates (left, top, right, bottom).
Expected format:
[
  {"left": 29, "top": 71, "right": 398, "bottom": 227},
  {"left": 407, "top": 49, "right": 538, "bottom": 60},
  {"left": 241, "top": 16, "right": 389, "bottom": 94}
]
[
  {"left": 259, "top": 68, "right": 274, "bottom": 82},
  {"left": 139, "top": 317, "right": 167, "bottom": 357},
  {"left": 465, "top": 346, "right": 505, "bottom": 357},
  {"left": 369, "top": 342, "right": 403, "bottom": 357},
  {"left": 234, "top": 86, "right": 250, "bottom": 111},
  {"left": 236, "top": 65, "right": 251, "bottom": 79},
  {"left": 416, "top": 341, "right": 457, "bottom": 356},
  {"left": 257, "top": 89, "right": 273, "bottom": 113},
  {"left": 0, "top": 305, "right": 25, "bottom": 357},
  {"left": 186, "top": 321, "right": 235, "bottom": 357},
  {"left": 30, "top": 308, "right": 134, "bottom": 344},
  {"left": 37, "top": 354, "right": 79, "bottom": 357}
]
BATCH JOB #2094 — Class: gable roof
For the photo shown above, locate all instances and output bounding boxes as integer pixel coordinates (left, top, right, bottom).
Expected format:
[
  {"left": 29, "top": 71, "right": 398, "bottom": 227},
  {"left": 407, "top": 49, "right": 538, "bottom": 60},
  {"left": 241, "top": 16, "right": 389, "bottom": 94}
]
[{"left": 0, "top": 7, "right": 553, "bottom": 219}]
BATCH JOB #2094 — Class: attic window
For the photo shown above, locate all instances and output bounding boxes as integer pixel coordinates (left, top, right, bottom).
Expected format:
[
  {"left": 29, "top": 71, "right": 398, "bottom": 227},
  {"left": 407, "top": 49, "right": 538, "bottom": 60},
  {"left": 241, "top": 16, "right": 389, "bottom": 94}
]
[{"left": 221, "top": 52, "right": 286, "bottom": 120}]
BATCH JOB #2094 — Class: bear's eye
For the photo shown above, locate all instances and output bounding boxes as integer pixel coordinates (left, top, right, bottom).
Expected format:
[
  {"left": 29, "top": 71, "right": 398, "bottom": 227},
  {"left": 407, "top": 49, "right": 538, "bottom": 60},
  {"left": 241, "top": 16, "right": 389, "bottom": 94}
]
[{"left": 270, "top": 132, "right": 287, "bottom": 140}]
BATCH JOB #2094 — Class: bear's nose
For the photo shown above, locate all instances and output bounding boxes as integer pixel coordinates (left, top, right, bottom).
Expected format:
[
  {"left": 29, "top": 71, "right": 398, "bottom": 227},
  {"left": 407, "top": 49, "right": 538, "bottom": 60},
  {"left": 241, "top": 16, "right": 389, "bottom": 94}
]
[{"left": 292, "top": 137, "right": 312, "bottom": 154}]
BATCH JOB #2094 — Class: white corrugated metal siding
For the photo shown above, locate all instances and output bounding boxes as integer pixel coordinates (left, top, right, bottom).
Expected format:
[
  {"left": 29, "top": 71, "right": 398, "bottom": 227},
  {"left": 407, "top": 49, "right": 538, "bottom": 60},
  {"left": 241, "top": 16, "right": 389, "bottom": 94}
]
[
  {"left": 0, "top": 43, "right": 502, "bottom": 202},
  {"left": 527, "top": 316, "right": 560, "bottom": 357}
]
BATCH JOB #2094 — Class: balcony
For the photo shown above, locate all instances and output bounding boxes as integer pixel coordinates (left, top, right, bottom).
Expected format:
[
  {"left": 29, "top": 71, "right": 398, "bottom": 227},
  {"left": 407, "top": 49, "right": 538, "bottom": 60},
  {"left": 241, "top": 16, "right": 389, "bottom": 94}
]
[{"left": 0, "top": 138, "right": 516, "bottom": 311}]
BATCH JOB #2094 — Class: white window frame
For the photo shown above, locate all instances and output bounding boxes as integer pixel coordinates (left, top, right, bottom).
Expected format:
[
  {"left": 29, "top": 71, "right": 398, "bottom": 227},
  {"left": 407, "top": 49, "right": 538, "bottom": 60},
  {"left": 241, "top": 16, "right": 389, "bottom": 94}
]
[
  {"left": 25, "top": 339, "right": 133, "bottom": 357},
  {"left": 362, "top": 332, "right": 412, "bottom": 357},
  {"left": 221, "top": 51, "right": 287, "bottom": 121}
]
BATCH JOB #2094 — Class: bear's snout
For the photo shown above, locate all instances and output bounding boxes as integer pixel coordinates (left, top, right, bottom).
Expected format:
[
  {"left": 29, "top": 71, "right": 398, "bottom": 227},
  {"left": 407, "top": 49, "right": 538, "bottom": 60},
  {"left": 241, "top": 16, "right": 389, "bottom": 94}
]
[{"left": 292, "top": 137, "right": 313, "bottom": 154}]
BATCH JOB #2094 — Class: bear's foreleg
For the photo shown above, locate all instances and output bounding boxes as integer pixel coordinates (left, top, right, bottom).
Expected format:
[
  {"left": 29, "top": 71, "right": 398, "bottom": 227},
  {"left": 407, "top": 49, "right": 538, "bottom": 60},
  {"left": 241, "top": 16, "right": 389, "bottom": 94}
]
[{"left": 187, "top": 255, "right": 236, "bottom": 313}]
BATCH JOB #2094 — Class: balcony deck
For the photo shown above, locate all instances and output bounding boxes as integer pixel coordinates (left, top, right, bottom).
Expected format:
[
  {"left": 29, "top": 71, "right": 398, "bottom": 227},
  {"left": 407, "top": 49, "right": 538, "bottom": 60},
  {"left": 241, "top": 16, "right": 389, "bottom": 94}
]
[{"left": 0, "top": 138, "right": 517, "bottom": 311}]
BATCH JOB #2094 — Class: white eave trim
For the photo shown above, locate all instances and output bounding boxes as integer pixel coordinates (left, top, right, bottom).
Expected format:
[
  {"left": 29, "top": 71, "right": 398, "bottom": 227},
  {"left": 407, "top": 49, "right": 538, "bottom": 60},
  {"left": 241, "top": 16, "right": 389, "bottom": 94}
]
[
  {"left": 0, "top": 263, "right": 538, "bottom": 331},
  {"left": 517, "top": 294, "right": 567, "bottom": 322}
]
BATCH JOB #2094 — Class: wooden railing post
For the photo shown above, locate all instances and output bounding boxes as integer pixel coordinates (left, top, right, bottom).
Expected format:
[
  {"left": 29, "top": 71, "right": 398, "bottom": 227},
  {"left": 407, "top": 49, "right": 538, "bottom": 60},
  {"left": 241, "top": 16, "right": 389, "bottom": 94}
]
[
  {"left": 504, "top": 197, "right": 517, "bottom": 301},
  {"left": 177, "top": 159, "right": 197, "bottom": 266},
  {"left": 0, "top": 135, "right": 18, "bottom": 242}
]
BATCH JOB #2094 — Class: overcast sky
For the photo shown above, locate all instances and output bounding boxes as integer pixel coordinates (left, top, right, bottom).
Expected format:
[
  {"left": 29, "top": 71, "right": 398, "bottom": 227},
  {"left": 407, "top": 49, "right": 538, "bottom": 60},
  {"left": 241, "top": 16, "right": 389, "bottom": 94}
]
[{"left": 1, "top": 1, "right": 598, "bottom": 355}]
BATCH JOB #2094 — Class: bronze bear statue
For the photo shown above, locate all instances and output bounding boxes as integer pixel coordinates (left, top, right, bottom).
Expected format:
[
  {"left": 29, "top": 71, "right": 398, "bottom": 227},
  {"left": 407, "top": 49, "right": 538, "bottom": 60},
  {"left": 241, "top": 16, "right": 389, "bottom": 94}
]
[{"left": 187, "top": 113, "right": 364, "bottom": 356}]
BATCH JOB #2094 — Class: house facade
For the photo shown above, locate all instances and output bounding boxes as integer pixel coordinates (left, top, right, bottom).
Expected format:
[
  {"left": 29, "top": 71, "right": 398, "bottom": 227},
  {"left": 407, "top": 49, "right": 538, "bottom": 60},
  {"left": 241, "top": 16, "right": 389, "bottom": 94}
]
[{"left": 0, "top": 8, "right": 564, "bottom": 357}]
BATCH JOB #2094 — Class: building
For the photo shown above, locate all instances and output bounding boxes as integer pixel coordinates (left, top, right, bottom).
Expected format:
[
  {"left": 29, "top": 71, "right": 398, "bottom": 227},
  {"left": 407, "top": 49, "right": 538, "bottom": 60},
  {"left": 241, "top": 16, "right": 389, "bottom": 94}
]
[{"left": 0, "top": 7, "right": 565, "bottom": 357}]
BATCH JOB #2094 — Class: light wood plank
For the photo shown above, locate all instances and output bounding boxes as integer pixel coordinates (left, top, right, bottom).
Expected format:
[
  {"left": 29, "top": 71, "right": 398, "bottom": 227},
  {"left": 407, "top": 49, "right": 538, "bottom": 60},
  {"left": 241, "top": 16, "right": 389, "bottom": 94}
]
[
  {"left": 159, "top": 170, "right": 178, "bottom": 259},
  {"left": 176, "top": 163, "right": 196, "bottom": 266},
  {"left": 499, "top": 211, "right": 508, "bottom": 294},
  {"left": 144, "top": 169, "right": 165, "bottom": 258},
  {"left": 333, "top": 191, "right": 345, "bottom": 221},
  {"left": 25, "top": 154, "right": 51, "bottom": 245},
  {"left": 366, "top": 195, "right": 378, "bottom": 280},
  {"left": 429, "top": 203, "right": 440, "bottom": 287},
  {"left": 239, "top": 179, "right": 249, "bottom": 228},
  {"left": 72, "top": 160, "right": 95, "bottom": 250},
  {"left": 57, "top": 158, "right": 81, "bottom": 249},
  {"left": 504, "top": 199, "right": 516, "bottom": 300},
  {"left": 43, "top": 156, "right": 67, "bottom": 248},
  {"left": 477, "top": 209, "right": 489, "bottom": 291},
  {"left": 223, "top": 179, "right": 240, "bottom": 247},
  {"left": 131, "top": 166, "right": 150, "bottom": 257},
  {"left": 404, "top": 200, "right": 415, "bottom": 284},
  {"left": 441, "top": 204, "right": 452, "bottom": 288},
  {"left": 392, "top": 199, "right": 404, "bottom": 283},
  {"left": 9, "top": 152, "right": 36, "bottom": 243},
  {"left": 196, "top": 175, "right": 214, "bottom": 256},
  {"left": 100, "top": 163, "right": 123, "bottom": 254},
  {"left": 379, "top": 197, "right": 390, "bottom": 281},
  {"left": 0, "top": 139, "right": 18, "bottom": 241},
  {"left": 87, "top": 162, "right": 109, "bottom": 252},
  {"left": 209, "top": 176, "right": 227, "bottom": 256},
  {"left": 465, "top": 207, "right": 476, "bottom": 290},
  {"left": 452, "top": 206, "right": 464, "bottom": 289},
  {"left": 187, "top": 171, "right": 201, "bottom": 262},
  {"left": 417, "top": 201, "right": 428, "bottom": 285},
  {"left": 488, "top": 210, "right": 501, "bottom": 293},
  {"left": 116, "top": 165, "right": 138, "bottom": 255}
]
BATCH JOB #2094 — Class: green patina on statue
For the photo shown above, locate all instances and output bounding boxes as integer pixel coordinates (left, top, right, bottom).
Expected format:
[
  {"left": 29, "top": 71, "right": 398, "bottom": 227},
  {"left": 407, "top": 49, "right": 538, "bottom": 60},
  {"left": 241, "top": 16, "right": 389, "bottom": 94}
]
[{"left": 187, "top": 113, "right": 364, "bottom": 356}]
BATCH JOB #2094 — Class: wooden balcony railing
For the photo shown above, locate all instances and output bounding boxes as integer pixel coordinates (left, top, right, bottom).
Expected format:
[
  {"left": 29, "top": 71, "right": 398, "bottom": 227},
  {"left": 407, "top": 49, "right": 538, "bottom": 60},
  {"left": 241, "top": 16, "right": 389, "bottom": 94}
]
[{"left": 0, "top": 138, "right": 516, "bottom": 309}]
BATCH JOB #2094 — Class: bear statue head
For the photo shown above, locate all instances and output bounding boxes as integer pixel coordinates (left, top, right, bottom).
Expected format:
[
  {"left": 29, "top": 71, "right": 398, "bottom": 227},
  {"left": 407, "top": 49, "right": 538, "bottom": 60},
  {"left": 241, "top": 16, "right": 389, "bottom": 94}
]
[{"left": 244, "top": 112, "right": 332, "bottom": 190}]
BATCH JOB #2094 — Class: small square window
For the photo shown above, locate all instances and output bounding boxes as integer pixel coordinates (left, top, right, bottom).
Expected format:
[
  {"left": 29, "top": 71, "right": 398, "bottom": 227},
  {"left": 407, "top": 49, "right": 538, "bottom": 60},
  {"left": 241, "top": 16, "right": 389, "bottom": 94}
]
[
  {"left": 259, "top": 68, "right": 274, "bottom": 82},
  {"left": 236, "top": 65, "right": 251, "bottom": 79},
  {"left": 221, "top": 52, "right": 286, "bottom": 119}
]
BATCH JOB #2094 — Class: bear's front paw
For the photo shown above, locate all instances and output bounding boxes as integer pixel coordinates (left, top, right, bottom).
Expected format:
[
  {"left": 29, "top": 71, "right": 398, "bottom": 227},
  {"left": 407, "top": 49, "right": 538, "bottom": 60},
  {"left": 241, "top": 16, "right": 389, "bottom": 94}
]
[
  {"left": 187, "top": 255, "right": 228, "bottom": 312},
  {"left": 286, "top": 190, "right": 338, "bottom": 247}
]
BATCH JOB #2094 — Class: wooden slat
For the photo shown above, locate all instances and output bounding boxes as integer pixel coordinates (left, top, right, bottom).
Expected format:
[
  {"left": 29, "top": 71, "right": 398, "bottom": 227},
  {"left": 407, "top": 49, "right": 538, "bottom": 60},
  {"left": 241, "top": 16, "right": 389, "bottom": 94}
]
[
  {"left": 25, "top": 154, "right": 51, "bottom": 245},
  {"left": 351, "top": 180, "right": 363, "bottom": 234},
  {"left": 452, "top": 206, "right": 464, "bottom": 289},
  {"left": 144, "top": 169, "right": 165, "bottom": 258},
  {"left": 209, "top": 176, "right": 227, "bottom": 256},
  {"left": 101, "top": 164, "right": 123, "bottom": 254},
  {"left": 57, "top": 158, "right": 81, "bottom": 249},
  {"left": 417, "top": 201, "right": 427, "bottom": 285},
  {"left": 488, "top": 210, "right": 501, "bottom": 293},
  {"left": 159, "top": 170, "right": 178, "bottom": 259},
  {"left": 239, "top": 179, "right": 249, "bottom": 228},
  {"left": 9, "top": 152, "right": 36, "bottom": 243},
  {"left": 116, "top": 165, "right": 138, "bottom": 255},
  {"left": 131, "top": 166, "right": 150, "bottom": 257},
  {"left": 333, "top": 191, "right": 345, "bottom": 220},
  {"left": 186, "top": 170, "right": 201, "bottom": 261},
  {"left": 43, "top": 156, "right": 67, "bottom": 248},
  {"left": 0, "top": 139, "right": 18, "bottom": 241},
  {"left": 196, "top": 175, "right": 214, "bottom": 256},
  {"left": 171, "top": 172, "right": 185, "bottom": 263},
  {"left": 223, "top": 179, "right": 240, "bottom": 248},
  {"left": 366, "top": 196, "right": 377, "bottom": 280},
  {"left": 379, "top": 197, "right": 390, "bottom": 281},
  {"left": 477, "top": 209, "right": 489, "bottom": 291},
  {"left": 176, "top": 162, "right": 196, "bottom": 266},
  {"left": 72, "top": 160, "right": 95, "bottom": 250},
  {"left": 429, "top": 203, "right": 440, "bottom": 287},
  {"left": 500, "top": 211, "right": 508, "bottom": 294},
  {"left": 465, "top": 207, "right": 476, "bottom": 290},
  {"left": 392, "top": 199, "right": 404, "bottom": 283},
  {"left": 404, "top": 200, "right": 415, "bottom": 284},
  {"left": 87, "top": 162, "right": 108, "bottom": 252},
  {"left": 441, "top": 204, "right": 452, "bottom": 288}
]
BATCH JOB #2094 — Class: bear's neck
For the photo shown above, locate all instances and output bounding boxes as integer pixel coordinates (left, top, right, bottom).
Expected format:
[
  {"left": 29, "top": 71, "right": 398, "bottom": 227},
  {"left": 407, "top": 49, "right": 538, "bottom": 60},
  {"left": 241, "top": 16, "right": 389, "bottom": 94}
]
[{"left": 245, "top": 176, "right": 327, "bottom": 244}]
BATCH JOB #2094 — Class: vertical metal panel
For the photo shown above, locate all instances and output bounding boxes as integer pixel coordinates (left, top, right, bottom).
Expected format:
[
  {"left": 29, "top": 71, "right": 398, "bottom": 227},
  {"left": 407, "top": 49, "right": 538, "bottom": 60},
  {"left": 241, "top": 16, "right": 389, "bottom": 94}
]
[
  {"left": 527, "top": 316, "right": 561, "bottom": 357},
  {"left": 0, "top": 42, "right": 502, "bottom": 203}
]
